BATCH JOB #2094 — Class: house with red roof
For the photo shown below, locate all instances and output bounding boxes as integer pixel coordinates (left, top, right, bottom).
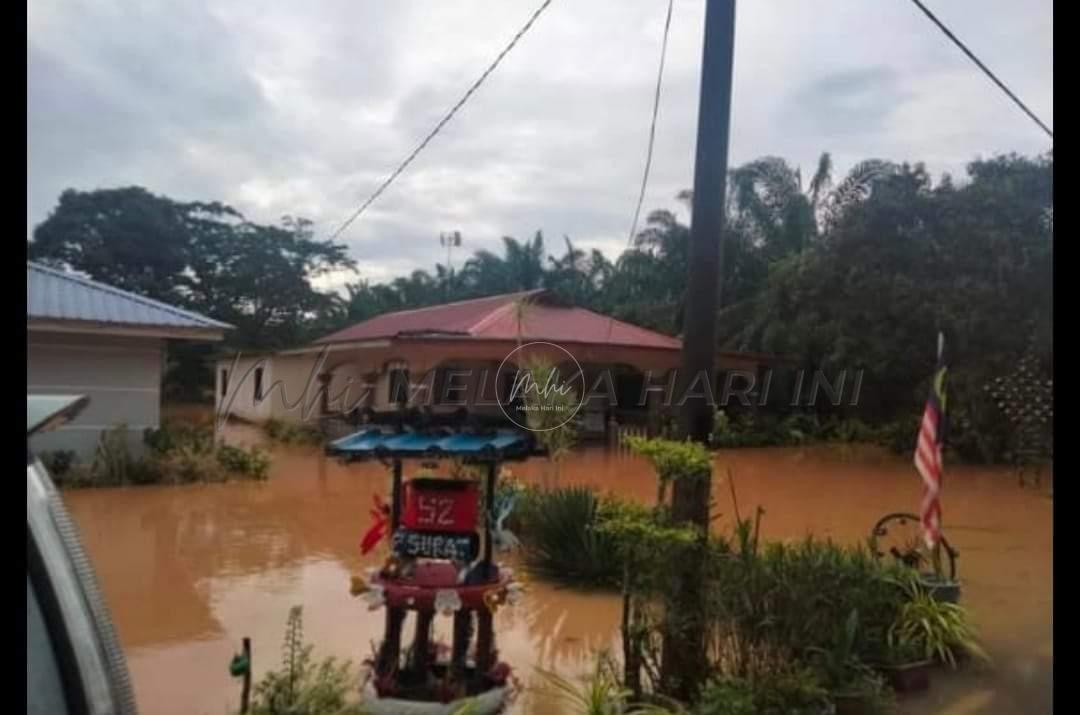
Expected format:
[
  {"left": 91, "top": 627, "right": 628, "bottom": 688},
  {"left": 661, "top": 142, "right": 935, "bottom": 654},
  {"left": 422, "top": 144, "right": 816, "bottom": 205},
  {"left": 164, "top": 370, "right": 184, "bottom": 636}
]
[{"left": 214, "top": 289, "right": 776, "bottom": 436}]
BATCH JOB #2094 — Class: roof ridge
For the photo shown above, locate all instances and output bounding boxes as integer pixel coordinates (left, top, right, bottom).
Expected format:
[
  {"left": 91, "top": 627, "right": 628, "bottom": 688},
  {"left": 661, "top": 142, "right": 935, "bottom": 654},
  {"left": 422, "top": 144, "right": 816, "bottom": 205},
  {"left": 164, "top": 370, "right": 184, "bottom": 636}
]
[
  {"left": 376, "top": 288, "right": 546, "bottom": 321},
  {"left": 570, "top": 305, "right": 675, "bottom": 337},
  {"left": 27, "top": 261, "right": 233, "bottom": 329}
]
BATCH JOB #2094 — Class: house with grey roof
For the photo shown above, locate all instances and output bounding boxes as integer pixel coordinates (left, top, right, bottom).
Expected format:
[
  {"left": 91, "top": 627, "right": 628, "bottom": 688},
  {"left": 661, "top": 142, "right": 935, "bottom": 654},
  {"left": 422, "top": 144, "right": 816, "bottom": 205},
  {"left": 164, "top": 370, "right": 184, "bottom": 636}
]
[{"left": 27, "top": 261, "right": 232, "bottom": 457}]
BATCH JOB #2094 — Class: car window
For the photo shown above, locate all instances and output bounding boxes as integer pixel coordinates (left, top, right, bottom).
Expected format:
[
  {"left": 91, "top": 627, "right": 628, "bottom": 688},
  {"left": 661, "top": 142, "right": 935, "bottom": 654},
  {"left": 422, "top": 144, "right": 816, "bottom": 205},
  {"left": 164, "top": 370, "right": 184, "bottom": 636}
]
[{"left": 27, "top": 572, "right": 72, "bottom": 715}]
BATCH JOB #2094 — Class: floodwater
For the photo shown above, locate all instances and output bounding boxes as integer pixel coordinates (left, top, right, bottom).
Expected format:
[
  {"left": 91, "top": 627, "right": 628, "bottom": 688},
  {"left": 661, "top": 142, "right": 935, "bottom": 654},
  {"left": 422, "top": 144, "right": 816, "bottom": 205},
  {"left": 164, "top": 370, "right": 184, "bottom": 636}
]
[{"left": 61, "top": 424, "right": 1052, "bottom": 715}]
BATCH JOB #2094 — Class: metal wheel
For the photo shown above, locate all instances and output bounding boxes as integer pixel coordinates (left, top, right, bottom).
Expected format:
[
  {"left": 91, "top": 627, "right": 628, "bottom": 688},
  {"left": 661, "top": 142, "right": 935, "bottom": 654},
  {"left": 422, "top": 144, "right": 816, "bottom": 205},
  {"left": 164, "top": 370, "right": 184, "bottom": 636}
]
[{"left": 869, "top": 512, "right": 957, "bottom": 581}]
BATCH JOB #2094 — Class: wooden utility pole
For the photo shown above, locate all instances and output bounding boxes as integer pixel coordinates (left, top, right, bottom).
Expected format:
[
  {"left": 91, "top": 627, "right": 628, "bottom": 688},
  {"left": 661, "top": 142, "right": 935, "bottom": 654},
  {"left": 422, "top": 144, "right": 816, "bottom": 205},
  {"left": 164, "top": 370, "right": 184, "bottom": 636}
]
[
  {"left": 240, "top": 638, "right": 252, "bottom": 713},
  {"left": 662, "top": 0, "right": 737, "bottom": 701},
  {"left": 677, "top": 0, "right": 737, "bottom": 450}
]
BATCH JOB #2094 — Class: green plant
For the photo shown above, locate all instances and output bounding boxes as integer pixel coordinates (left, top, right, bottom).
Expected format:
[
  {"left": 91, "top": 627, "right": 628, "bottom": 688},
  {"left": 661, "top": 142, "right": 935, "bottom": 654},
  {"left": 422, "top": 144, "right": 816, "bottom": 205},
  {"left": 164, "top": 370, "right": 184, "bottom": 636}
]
[
  {"left": 624, "top": 436, "right": 711, "bottom": 505},
  {"left": 92, "top": 424, "right": 135, "bottom": 484},
  {"left": 127, "top": 458, "right": 165, "bottom": 486},
  {"left": 157, "top": 446, "right": 226, "bottom": 484},
  {"left": 144, "top": 420, "right": 215, "bottom": 455},
  {"left": 694, "top": 678, "right": 755, "bottom": 715},
  {"left": 242, "top": 605, "right": 354, "bottom": 715},
  {"left": 820, "top": 418, "right": 876, "bottom": 444},
  {"left": 695, "top": 668, "right": 830, "bottom": 715},
  {"left": 880, "top": 637, "right": 926, "bottom": 667},
  {"left": 887, "top": 577, "right": 988, "bottom": 668},
  {"left": 514, "top": 486, "right": 624, "bottom": 586},
  {"left": 216, "top": 444, "right": 271, "bottom": 480},
  {"left": 534, "top": 656, "right": 647, "bottom": 715},
  {"left": 705, "top": 525, "right": 908, "bottom": 671},
  {"left": 264, "top": 419, "right": 324, "bottom": 446}
]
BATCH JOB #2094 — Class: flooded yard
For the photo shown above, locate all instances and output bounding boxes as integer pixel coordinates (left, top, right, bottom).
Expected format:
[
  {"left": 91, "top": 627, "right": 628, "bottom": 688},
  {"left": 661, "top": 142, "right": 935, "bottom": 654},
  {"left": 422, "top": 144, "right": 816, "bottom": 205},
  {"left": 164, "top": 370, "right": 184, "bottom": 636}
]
[{"left": 62, "top": 425, "right": 1051, "bottom": 714}]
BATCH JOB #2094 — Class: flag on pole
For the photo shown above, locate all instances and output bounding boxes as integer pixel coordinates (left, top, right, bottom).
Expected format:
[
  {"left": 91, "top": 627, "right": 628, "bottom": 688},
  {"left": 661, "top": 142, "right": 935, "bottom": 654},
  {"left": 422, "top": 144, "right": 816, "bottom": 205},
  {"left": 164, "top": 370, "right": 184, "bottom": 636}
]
[{"left": 915, "top": 332, "right": 948, "bottom": 549}]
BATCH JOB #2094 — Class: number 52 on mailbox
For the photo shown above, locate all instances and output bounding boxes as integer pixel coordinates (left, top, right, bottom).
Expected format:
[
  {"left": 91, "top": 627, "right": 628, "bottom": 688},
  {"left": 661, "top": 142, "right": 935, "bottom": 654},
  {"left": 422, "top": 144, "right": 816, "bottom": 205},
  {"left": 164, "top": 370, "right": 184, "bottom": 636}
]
[{"left": 401, "top": 478, "right": 480, "bottom": 533}]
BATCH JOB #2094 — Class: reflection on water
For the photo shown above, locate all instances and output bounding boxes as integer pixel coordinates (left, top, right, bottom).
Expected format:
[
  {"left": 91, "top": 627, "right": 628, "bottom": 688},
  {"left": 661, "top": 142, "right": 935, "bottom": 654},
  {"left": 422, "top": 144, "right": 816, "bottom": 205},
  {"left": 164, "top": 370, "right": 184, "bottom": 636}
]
[{"left": 62, "top": 425, "right": 1051, "bottom": 715}]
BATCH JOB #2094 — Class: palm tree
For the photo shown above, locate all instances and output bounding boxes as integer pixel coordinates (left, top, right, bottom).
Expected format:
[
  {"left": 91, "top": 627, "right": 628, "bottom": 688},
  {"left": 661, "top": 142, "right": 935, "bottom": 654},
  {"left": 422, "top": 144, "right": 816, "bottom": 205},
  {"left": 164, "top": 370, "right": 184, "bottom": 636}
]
[
  {"left": 730, "top": 153, "right": 897, "bottom": 260},
  {"left": 502, "top": 231, "right": 546, "bottom": 290},
  {"left": 546, "top": 236, "right": 590, "bottom": 305}
]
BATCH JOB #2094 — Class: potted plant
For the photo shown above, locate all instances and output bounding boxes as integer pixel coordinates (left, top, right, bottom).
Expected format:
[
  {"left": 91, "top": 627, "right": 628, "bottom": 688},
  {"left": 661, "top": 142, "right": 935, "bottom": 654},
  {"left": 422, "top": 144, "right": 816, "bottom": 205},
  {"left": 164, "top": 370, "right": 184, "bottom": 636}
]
[
  {"left": 919, "top": 541, "right": 961, "bottom": 604},
  {"left": 878, "top": 638, "right": 933, "bottom": 694},
  {"left": 888, "top": 576, "right": 988, "bottom": 670},
  {"left": 807, "top": 611, "right": 894, "bottom": 715}
]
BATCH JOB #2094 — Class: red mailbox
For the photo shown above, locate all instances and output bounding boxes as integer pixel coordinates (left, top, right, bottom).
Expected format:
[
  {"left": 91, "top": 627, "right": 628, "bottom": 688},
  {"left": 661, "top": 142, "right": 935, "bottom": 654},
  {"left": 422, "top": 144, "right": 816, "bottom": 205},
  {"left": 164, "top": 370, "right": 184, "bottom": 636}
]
[{"left": 401, "top": 478, "right": 480, "bottom": 534}]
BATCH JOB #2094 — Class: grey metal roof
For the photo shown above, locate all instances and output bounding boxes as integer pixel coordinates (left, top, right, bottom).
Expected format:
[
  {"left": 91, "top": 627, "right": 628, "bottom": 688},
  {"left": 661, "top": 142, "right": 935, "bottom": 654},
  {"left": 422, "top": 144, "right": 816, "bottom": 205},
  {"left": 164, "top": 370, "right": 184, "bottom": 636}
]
[{"left": 27, "top": 262, "right": 233, "bottom": 331}]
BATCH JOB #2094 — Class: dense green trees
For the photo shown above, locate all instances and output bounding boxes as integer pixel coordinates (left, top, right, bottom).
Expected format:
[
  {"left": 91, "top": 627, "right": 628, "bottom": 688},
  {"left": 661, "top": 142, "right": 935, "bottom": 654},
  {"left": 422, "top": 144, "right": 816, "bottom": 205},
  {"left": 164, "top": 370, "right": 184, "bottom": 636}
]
[
  {"left": 30, "top": 187, "right": 356, "bottom": 350},
  {"left": 28, "top": 151, "right": 1051, "bottom": 459}
]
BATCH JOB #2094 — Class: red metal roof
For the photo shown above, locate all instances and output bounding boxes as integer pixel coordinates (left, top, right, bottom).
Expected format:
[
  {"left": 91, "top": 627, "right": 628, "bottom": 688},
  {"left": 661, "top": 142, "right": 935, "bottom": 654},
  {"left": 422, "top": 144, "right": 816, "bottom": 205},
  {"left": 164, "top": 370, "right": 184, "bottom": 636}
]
[{"left": 315, "top": 290, "right": 682, "bottom": 350}]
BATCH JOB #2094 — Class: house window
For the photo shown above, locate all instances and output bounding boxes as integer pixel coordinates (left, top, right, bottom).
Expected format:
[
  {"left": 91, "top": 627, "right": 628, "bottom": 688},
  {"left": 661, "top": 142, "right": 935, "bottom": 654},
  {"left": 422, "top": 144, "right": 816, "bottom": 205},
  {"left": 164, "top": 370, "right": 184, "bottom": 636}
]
[
  {"left": 389, "top": 368, "right": 409, "bottom": 406},
  {"left": 254, "top": 367, "right": 264, "bottom": 401},
  {"left": 220, "top": 369, "right": 229, "bottom": 398}
]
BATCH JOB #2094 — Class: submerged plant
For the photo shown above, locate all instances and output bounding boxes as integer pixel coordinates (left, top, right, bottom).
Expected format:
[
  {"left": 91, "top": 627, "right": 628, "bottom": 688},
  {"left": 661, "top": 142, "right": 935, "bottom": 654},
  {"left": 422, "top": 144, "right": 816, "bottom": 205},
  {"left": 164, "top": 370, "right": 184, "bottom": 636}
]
[
  {"left": 534, "top": 656, "right": 643, "bottom": 715},
  {"left": 242, "top": 605, "right": 354, "bottom": 715},
  {"left": 513, "top": 486, "right": 623, "bottom": 586}
]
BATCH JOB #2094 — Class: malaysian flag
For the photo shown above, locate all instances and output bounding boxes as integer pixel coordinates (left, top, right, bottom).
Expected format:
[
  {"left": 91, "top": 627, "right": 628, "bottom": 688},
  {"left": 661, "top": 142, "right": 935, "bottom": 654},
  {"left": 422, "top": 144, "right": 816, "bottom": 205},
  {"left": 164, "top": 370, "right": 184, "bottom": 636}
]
[{"left": 915, "top": 332, "right": 948, "bottom": 549}]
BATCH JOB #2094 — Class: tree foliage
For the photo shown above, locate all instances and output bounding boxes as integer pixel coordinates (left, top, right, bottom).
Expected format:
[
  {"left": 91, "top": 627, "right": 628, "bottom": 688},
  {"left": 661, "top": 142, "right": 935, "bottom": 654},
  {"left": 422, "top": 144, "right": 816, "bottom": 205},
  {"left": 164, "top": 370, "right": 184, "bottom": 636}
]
[
  {"left": 30, "top": 187, "right": 356, "bottom": 350},
  {"left": 29, "top": 151, "right": 1051, "bottom": 457}
]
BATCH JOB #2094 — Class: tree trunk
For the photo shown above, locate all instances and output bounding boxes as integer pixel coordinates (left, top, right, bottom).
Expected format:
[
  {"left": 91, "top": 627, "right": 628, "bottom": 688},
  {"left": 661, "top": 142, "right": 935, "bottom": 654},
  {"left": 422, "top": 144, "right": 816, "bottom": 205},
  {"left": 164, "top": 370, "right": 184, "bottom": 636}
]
[{"left": 659, "top": 475, "right": 711, "bottom": 701}]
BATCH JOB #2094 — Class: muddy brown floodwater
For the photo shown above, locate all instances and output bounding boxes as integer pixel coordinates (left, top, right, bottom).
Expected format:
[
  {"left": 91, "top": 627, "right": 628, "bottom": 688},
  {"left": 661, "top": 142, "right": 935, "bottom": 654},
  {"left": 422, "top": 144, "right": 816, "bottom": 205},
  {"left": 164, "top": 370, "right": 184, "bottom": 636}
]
[{"left": 61, "top": 424, "right": 1052, "bottom": 715}]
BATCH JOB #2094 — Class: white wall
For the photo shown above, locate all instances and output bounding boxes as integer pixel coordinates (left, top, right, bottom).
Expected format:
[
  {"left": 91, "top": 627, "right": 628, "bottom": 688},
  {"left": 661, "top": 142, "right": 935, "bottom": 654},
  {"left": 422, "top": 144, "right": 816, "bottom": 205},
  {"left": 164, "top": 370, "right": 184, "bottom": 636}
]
[
  {"left": 216, "top": 353, "right": 325, "bottom": 424},
  {"left": 27, "top": 332, "right": 163, "bottom": 458}
]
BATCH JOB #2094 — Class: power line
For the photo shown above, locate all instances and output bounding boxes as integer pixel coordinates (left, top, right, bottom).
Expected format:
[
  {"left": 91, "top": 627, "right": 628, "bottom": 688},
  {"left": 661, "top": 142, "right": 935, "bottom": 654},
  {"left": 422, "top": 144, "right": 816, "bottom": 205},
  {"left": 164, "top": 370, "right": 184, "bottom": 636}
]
[
  {"left": 626, "top": 0, "right": 676, "bottom": 247},
  {"left": 329, "top": 0, "right": 556, "bottom": 241},
  {"left": 608, "top": 0, "right": 676, "bottom": 343},
  {"left": 907, "top": 0, "right": 1052, "bottom": 140}
]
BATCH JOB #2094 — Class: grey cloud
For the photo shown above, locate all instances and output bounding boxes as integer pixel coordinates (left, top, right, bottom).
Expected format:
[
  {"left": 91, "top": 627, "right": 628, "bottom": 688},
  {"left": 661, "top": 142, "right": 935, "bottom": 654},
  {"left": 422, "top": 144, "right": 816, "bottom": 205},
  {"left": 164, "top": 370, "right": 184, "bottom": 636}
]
[{"left": 29, "top": 0, "right": 1052, "bottom": 278}]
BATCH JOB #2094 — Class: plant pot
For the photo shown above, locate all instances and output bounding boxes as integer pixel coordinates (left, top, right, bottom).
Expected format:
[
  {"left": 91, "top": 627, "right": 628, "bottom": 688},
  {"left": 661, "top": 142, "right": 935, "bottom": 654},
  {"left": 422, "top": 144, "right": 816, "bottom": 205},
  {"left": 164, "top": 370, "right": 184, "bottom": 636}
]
[
  {"left": 919, "top": 575, "right": 961, "bottom": 603},
  {"left": 832, "top": 693, "right": 876, "bottom": 715},
  {"left": 882, "top": 660, "right": 933, "bottom": 693}
]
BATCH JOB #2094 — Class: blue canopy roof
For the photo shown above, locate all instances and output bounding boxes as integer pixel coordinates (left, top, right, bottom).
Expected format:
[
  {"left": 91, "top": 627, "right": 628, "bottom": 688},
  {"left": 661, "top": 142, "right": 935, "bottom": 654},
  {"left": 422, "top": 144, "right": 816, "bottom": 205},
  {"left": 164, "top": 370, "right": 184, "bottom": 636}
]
[{"left": 326, "top": 428, "right": 537, "bottom": 462}]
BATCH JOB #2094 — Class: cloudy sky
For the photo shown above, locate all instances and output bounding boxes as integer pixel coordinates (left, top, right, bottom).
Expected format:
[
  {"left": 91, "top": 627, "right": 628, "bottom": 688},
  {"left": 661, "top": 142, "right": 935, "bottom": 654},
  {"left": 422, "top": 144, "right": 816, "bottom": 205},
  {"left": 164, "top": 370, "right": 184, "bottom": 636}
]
[{"left": 28, "top": 0, "right": 1052, "bottom": 289}]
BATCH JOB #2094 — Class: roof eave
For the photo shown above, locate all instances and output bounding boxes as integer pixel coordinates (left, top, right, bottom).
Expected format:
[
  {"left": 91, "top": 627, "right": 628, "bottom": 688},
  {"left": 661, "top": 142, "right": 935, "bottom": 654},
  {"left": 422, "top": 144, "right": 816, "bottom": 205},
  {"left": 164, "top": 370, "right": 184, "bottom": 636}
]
[{"left": 28, "top": 318, "right": 230, "bottom": 342}]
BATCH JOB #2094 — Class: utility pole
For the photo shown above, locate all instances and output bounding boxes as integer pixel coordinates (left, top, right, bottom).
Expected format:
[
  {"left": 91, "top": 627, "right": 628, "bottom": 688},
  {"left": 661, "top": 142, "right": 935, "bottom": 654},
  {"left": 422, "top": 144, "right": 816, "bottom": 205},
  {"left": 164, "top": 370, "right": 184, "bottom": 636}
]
[
  {"left": 440, "top": 231, "right": 462, "bottom": 272},
  {"left": 439, "top": 231, "right": 462, "bottom": 301},
  {"left": 440, "top": 234, "right": 462, "bottom": 300},
  {"left": 677, "top": 0, "right": 737, "bottom": 450},
  {"left": 661, "top": 0, "right": 737, "bottom": 701}
]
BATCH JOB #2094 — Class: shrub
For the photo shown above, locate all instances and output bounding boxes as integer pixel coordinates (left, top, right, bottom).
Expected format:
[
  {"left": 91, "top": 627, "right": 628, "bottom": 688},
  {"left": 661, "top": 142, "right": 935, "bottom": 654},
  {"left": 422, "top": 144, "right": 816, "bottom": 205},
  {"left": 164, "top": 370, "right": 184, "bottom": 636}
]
[
  {"left": 144, "top": 420, "right": 215, "bottom": 455},
  {"left": 52, "top": 421, "right": 271, "bottom": 489},
  {"left": 263, "top": 418, "right": 324, "bottom": 446},
  {"left": 157, "top": 446, "right": 226, "bottom": 484},
  {"left": 708, "top": 533, "right": 909, "bottom": 668},
  {"left": 217, "top": 444, "right": 271, "bottom": 480},
  {"left": 819, "top": 417, "right": 876, "bottom": 444},
  {"left": 514, "top": 486, "right": 627, "bottom": 587},
  {"left": 241, "top": 606, "right": 354, "bottom": 715},
  {"left": 624, "top": 436, "right": 711, "bottom": 505},
  {"left": 871, "top": 416, "right": 920, "bottom": 455},
  {"left": 695, "top": 668, "right": 829, "bottom": 715},
  {"left": 93, "top": 424, "right": 136, "bottom": 484}
]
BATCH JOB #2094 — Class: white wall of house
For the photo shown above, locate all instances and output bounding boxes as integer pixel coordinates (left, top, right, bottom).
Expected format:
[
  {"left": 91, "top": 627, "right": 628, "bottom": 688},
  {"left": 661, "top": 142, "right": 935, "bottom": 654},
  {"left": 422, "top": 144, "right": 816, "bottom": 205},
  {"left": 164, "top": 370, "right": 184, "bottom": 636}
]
[
  {"left": 216, "top": 353, "right": 328, "bottom": 424},
  {"left": 27, "top": 332, "right": 164, "bottom": 458}
]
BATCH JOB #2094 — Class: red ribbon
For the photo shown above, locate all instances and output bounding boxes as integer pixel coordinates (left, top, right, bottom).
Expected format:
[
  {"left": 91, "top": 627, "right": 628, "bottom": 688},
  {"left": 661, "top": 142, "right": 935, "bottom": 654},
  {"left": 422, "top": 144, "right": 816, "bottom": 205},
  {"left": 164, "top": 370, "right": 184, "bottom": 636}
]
[{"left": 360, "top": 494, "right": 390, "bottom": 555}]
